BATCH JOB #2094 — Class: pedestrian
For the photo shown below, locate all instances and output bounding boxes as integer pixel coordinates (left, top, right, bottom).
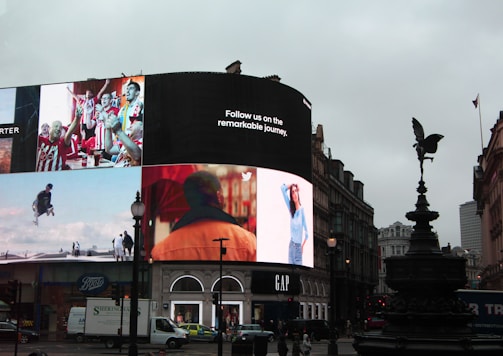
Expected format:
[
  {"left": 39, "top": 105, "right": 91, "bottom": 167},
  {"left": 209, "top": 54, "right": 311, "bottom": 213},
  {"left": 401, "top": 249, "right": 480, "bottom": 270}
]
[
  {"left": 301, "top": 333, "right": 312, "bottom": 356},
  {"left": 74, "top": 241, "right": 80, "bottom": 257},
  {"left": 292, "top": 334, "right": 301, "bottom": 356},
  {"left": 122, "top": 230, "right": 134, "bottom": 257},
  {"left": 114, "top": 234, "right": 124, "bottom": 262},
  {"left": 345, "top": 319, "right": 352, "bottom": 338},
  {"left": 277, "top": 335, "right": 288, "bottom": 356}
]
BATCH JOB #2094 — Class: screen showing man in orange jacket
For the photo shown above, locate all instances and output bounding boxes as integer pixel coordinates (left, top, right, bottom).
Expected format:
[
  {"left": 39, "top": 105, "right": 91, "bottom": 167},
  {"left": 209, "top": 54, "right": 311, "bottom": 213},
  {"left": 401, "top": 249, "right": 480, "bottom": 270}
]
[{"left": 151, "top": 170, "right": 257, "bottom": 261}]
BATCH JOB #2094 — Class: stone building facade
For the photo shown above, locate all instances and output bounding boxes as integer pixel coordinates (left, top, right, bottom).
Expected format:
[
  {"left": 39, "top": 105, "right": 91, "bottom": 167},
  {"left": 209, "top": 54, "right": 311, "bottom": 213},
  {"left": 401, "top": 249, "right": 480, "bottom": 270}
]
[
  {"left": 376, "top": 221, "right": 412, "bottom": 294},
  {"left": 473, "top": 112, "right": 503, "bottom": 290}
]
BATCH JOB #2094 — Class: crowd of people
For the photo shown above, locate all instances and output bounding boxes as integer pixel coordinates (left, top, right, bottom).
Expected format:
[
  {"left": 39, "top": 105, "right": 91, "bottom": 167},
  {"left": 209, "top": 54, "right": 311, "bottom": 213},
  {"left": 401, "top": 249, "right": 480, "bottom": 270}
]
[
  {"left": 36, "top": 79, "right": 144, "bottom": 171},
  {"left": 112, "top": 230, "right": 134, "bottom": 261},
  {"left": 277, "top": 333, "right": 312, "bottom": 356}
]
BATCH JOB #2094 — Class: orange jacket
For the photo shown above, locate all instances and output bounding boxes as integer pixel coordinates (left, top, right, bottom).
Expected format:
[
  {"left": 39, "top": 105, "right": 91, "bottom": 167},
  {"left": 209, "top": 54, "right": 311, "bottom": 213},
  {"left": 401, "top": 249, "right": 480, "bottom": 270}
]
[{"left": 151, "top": 220, "right": 256, "bottom": 261}]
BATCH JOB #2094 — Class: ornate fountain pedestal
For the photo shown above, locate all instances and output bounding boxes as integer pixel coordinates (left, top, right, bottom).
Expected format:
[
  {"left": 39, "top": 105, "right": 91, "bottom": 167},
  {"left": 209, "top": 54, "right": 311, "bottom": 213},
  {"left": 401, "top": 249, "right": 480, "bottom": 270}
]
[{"left": 353, "top": 181, "right": 503, "bottom": 355}]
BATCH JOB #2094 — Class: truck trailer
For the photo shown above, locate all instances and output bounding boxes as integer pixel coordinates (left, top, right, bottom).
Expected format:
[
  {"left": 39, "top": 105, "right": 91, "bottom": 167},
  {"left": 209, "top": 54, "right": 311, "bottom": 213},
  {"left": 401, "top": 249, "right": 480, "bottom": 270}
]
[
  {"left": 84, "top": 297, "right": 188, "bottom": 349},
  {"left": 455, "top": 289, "right": 503, "bottom": 335}
]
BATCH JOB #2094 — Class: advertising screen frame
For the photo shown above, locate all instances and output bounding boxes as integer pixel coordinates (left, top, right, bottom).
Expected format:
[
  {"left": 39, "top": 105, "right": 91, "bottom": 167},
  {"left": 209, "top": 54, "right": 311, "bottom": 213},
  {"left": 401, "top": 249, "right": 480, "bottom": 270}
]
[{"left": 0, "top": 72, "right": 313, "bottom": 267}]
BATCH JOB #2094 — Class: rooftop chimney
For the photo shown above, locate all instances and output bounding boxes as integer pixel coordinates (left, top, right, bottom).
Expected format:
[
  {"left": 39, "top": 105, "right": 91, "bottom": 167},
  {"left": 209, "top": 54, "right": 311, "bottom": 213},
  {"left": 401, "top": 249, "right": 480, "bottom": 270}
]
[
  {"left": 225, "top": 60, "right": 242, "bottom": 74},
  {"left": 263, "top": 74, "right": 281, "bottom": 82}
]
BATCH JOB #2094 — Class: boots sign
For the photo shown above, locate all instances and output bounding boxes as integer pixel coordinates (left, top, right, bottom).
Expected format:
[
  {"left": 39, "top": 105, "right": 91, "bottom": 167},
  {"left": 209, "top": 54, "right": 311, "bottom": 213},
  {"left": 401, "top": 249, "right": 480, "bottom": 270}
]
[
  {"left": 77, "top": 273, "right": 109, "bottom": 295},
  {"left": 251, "top": 271, "right": 300, "bottom": 295}
]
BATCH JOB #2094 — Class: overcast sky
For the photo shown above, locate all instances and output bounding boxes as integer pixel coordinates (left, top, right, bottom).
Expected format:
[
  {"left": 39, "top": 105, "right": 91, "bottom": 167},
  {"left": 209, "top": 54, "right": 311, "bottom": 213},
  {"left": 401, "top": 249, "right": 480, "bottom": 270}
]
[{"left": 1, "top": 0, "right": 502, "bottom": 249}]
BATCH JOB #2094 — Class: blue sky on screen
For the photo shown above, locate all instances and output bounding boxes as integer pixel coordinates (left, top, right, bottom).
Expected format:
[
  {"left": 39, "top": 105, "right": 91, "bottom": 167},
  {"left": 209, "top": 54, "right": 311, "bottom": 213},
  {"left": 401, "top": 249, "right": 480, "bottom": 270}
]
[
  {"left": 0, "top": 167, "right": 141, "bottom": 255},
  {"left": 0, "top": 88, "right": 15, "bottom": 124}
]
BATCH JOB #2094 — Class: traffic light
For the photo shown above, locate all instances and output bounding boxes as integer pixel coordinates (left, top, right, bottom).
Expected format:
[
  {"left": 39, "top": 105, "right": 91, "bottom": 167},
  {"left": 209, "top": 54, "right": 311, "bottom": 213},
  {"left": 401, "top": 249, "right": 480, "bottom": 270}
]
[
  {"left": 7, "top": 280, "right": 18, "bottom": 304},
  {"left": 111, "top": 283, "right": 121, "bottom": 306},
  {"left": 212, "top": 292, "right": 219, "bottom": 305}
]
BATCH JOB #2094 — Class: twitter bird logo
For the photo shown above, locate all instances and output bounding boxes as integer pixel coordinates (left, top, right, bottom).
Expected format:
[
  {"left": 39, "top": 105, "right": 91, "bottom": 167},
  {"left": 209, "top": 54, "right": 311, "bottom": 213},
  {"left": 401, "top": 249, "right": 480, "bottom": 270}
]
[{"left": 241, "top": 171, "right": 252, "bottom": 182}]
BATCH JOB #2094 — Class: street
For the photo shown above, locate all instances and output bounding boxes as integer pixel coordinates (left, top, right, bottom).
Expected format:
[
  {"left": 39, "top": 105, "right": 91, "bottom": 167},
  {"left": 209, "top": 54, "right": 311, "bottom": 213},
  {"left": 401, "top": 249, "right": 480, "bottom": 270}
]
[{"left": 0, "top": 337, "right": 357, "bottom": 356}]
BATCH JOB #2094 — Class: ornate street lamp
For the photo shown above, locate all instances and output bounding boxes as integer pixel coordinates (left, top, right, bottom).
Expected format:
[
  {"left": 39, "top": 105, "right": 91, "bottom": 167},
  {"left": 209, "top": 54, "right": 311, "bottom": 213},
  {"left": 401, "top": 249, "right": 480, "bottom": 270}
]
[
  {"left": 129, "top": 191, "right": 145, "bottom": 356},
  {"left": 327, "top": 235, "right": 338, "bottom": 355}
]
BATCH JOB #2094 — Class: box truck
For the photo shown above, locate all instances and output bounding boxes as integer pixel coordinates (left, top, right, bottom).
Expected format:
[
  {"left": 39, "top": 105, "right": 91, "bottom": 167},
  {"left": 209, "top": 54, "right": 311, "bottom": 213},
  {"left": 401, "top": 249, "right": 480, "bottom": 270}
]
[
  {"left": 66, "top": 307, "right": 86, "bottom": 342},
  {"left": 84, "top": 297, "right": 188, "bottom": 349},
  {"left": 455, "top": 289, "right": 503, "bottom": 335}
]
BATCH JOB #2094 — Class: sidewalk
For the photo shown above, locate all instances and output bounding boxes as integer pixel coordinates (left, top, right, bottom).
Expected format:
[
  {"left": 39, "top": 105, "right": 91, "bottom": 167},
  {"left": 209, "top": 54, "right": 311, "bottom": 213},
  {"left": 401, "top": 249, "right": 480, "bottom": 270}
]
[
  {"left": 310, "top": 337, "right": 356, "bottom": 356},
  {"left": 186, "top": 337, "right": 357, "bottom": 355},
  {"left": 0, "top": 338, "right": 358, "bottom": 356}
]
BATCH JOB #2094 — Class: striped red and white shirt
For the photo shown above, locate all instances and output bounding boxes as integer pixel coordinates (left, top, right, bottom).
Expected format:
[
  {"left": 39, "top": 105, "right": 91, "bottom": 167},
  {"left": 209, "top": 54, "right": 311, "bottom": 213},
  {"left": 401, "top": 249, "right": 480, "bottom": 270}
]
[
  {"left": 36, "top": 136, "right": 70, "bottom": 171},
  {"left": 95, "top": 106, "right": 119, "bottom": 150},
  {"left": 114, "top": 138, "right": 142, "bottom": 167}
]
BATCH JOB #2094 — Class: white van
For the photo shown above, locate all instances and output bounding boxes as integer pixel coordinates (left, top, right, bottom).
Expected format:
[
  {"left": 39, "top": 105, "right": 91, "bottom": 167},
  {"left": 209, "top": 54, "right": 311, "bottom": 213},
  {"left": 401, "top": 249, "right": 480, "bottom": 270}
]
[{"left": 66, "top": 307, "right": 86, "bottom": 342}]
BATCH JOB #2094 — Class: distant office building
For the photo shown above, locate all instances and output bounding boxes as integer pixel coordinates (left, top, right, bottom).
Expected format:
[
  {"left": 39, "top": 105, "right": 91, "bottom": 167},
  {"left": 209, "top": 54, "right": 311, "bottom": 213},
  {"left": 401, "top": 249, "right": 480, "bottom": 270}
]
[
  {"left": 376, "top": 222, "right": 412, "bottom": 294},
  {"left": 458, "top": 201, "right": 483, "bottom": 288},
  {"left": 459, "top": 201, "right": 482, "bottom": 253}
]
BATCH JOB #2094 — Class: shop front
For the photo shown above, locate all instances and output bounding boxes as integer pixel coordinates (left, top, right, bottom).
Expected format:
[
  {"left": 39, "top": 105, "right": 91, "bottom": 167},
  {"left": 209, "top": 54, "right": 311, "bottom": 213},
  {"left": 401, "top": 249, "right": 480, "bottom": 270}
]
[
  {"left": 250, "top": 270, "right": 301, "bottom": 332},
  {"left": 153, "top": 263, "right": 333, "bottom": 337},
  {"left": 162, "top": 272, "right": 246, "bottom": 328},
  {"left": 1, "top": 261, "right": 140, "bottom": 340}
]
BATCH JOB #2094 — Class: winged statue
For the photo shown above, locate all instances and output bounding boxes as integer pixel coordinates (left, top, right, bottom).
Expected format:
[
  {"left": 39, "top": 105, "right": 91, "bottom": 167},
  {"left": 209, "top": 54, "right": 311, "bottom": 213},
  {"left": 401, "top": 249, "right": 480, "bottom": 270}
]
[{"left": 412, "top": 117, "right": 443, "bottom": 180}]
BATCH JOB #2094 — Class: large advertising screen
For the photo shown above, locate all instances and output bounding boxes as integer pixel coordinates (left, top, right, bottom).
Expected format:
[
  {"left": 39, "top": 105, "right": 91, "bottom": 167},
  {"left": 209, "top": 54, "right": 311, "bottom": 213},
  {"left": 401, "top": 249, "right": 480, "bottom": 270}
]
[{"left": 0, "top": 73, "right": 313, "bottom": 267}]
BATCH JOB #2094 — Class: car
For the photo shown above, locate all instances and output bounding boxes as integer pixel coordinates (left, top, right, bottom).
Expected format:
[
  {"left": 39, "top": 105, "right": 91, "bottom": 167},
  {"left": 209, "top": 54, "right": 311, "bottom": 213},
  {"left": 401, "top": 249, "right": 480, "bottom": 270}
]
[
  {"left": 179, "top": 323, "right": 218, "bottom": 342},
  {"left": 0, "top": 321, "right": 40, "bottom": 343},
  {"left": 233, "top": 324, "right": 275, "bottom": 342},
  {"left": 285, "top": 319, "right": 337, "bottom": 341},
  {"left": 365, "top": 316, "right": 386, "bottom": 330}
]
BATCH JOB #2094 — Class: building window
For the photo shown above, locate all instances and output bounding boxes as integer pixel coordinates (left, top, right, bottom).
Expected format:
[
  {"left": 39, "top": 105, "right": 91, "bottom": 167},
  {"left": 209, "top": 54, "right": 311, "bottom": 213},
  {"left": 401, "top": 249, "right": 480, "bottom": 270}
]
[
  {"left": 335, "top": 212, "right": 343, "bottom": 233},
  {"left": 213, "top": 276, "right": 244, "bottom": 293},
  {"left": 171, "top": 276, "right": 203, "bottom": 292}
]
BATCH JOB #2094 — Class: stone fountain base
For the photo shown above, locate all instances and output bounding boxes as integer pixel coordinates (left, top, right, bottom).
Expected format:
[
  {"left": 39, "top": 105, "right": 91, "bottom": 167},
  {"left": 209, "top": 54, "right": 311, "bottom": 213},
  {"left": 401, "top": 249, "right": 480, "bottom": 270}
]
[
  {"left": 354, "top": 332, "right": 503, "bottom": 355},
  {"left": 353, "top": 178, "right": 503, "bottom": 355}
]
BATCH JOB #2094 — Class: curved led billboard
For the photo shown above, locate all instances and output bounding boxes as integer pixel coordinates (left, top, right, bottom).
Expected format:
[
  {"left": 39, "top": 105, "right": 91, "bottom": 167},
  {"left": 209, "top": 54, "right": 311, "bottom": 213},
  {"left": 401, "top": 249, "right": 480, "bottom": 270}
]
[{"left": 0, "top": 72, "right": 313, "bottom": 267}]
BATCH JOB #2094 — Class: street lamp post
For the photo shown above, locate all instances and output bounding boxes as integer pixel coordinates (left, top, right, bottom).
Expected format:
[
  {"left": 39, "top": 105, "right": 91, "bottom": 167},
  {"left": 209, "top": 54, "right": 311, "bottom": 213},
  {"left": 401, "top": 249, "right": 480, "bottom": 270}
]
[
  {"left": 213, "top": 237, "right": 229, "bottom": 356},
  {"left": 140, "top": 247, "right": 146, "bottom": 298},
  {"left": 327, "top": 235, "right": 339, "bottom": 355},
  {"left": 345, "top": 258, "right": 351, "bottom": 329},
  {"left": 129, "top": 191, "right": 145, "bottom": 356}
]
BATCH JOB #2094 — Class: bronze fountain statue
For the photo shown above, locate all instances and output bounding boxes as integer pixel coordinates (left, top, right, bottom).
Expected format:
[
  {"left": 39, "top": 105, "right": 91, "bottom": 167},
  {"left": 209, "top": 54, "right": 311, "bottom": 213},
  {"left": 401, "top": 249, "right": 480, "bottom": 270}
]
[
  {"left": 412, "top": 117, "right": 443, "bottom": 181},
  {"left": 352, "top": 117, "right": 503, "bottom": 355}
]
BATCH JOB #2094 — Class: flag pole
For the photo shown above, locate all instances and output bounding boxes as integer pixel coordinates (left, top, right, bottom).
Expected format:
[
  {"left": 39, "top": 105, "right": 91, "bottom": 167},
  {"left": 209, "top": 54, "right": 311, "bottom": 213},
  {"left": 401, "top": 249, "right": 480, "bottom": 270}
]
[
  {"left": 478, "top": 97, "right": 484, "bottom": 152},
  {"left": 474, "top": 94, "right": 484, "bottom": 152}
]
